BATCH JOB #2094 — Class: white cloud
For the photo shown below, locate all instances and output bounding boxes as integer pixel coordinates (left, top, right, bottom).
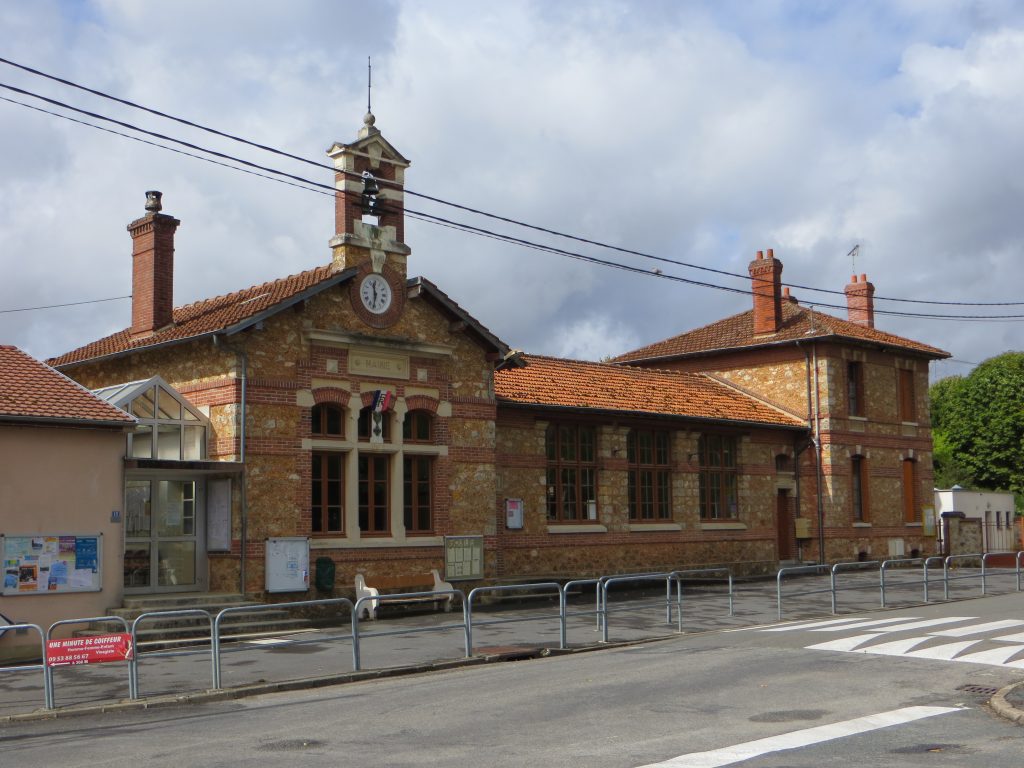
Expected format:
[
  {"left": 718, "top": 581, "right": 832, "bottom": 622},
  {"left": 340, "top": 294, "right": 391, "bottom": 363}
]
[{"left": 1, "top": 1, "right": 1023, "bottom": 375}]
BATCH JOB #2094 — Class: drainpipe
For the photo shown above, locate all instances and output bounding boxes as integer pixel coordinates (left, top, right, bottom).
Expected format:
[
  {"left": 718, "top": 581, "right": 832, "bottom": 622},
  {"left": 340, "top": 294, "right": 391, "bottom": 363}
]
[
  {"left": 799, "top": 340, "right": 826, "bottom": 563},
  {"left": 214, "top": 336, "right": 248, "bottom": 596}
]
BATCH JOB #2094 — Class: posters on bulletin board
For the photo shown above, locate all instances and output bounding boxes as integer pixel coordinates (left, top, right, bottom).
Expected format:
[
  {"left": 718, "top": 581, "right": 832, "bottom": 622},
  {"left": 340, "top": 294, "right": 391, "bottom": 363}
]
[{"left": 2, "top": 535, "right": 102, "bottom": 595}]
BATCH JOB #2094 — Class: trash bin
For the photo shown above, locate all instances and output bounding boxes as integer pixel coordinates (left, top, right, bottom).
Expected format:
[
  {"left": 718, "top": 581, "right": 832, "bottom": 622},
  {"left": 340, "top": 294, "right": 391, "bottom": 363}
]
[{"left": 314, "top": 557, "right": 336, "bottom": 592}]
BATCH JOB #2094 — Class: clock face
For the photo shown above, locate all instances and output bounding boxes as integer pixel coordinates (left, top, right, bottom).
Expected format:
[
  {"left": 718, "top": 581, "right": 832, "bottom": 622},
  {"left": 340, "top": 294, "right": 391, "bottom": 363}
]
[{"left": 359, "top": 274, "right": 392, "bottom": 314}]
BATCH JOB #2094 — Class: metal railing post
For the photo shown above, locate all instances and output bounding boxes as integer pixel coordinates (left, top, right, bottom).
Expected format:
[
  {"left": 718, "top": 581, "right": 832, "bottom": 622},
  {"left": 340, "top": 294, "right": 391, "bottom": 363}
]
[
  {"left": 130, "top": 609, "right": 211, "bottom": 700},
  {"left": 1018, "top": 551, "right": 1024, "bottom": 592},
  {"left": 776, "top": 568, "right": 784, "bottom": 621},
  {"left": 830, "top": 565, "right": 838, "bottom": 615},
  {"left": 351, "top": 597, "right": 364, "bottom": 671},
  {"left": 943, "top": 556, "right": 951, "bottom": 600},
  {"left": 981, "top": 553, "right": 989, "bottom": 595}
]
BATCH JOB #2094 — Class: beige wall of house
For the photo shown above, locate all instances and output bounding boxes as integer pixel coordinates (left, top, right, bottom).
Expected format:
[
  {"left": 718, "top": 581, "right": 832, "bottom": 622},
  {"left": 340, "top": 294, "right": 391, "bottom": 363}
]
[{"left": 0, "top": 424, "right": 125, "bottom": 662}]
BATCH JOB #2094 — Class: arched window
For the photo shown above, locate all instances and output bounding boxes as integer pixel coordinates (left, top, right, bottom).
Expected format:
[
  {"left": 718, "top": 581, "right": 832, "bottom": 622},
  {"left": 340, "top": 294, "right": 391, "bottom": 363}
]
[
  {"left": 312, "top": 403, "right": 345, "bottom": 437},
  {"left": 403, "top": 410, "right": 433, "bottom": 443}
]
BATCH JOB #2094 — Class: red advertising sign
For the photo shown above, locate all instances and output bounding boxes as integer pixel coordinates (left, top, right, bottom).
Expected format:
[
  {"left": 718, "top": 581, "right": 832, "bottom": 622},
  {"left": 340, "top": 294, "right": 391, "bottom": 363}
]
[{"left": 46, "top": 633, "right": 134, "bottom": 666}]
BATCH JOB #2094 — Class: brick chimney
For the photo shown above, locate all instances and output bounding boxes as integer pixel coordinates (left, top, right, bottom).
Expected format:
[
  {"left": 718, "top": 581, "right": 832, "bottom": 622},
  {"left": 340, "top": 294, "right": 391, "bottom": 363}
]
[
  {"left": 844, "top": 273, "right": 875, "bottom": 328},
  {"left": 749, "top": 248, "right": 784, "bottom": 335},
  {"left": 128, "top": 191, "right": 180, "bottom": 337}
]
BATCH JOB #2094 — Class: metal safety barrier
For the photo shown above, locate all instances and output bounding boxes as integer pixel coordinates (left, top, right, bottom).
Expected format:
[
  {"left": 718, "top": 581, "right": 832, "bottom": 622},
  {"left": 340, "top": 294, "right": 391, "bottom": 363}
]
[
  {"left": 879, "top": 557, "right": 924, "bottom": 608},
  {"left": 667, "top": 568, "right": 735, "bottom": 631},
  {"left": 129, "top": 609, "right": 212, "bottom": 699},
  {"left": 600, "top": 573, "right": 675, "bottom": 643},
  {"left": 46, "top": 615, "right": 131, "bottom": 709},
  {"left": 0, "top": 623, "right": 47, "bottom": 709},
  {"left": 351, "top": 589, "right": 467, "bottom": 671},
  {"left": 212, "top": 597, "right": 353, "bottom": 689},
  {"left": 978, "top": 551, "right": 1024, "bottom": 596},
  {"left": 775, "top": 564, "right": 831, "bottom": 620},
  {"left": 942, "top": 553, "right": 984, "bottom": 600},
  {"left": 466, "top": 583, "right": 565, "bottom": 654},
  {"left": 829, "top": 560, "right": 880, "bottom": 614}
]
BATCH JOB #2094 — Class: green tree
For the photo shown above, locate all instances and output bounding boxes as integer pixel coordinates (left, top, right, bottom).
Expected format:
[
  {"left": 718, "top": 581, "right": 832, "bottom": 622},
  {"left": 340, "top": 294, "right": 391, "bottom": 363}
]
[{"left": 930, "top": 352, "right": 1024, "bottom": 499}]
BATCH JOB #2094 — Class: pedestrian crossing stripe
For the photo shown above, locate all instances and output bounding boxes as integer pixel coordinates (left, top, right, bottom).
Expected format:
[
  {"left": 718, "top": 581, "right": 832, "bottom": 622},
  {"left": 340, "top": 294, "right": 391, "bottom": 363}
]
[{"left": 765, "top": 616, "right": 1024, "bottom": 669}]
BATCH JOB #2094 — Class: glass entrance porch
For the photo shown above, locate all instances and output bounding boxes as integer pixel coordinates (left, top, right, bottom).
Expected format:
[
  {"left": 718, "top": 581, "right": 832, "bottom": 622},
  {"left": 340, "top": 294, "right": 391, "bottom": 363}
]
[{"left": 125, "top": 479, "right": 203, "bottom": 590}]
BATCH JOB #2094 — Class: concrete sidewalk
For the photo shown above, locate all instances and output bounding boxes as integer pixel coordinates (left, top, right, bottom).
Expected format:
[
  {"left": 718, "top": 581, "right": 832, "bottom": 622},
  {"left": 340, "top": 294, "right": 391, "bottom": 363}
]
[{"left": 2, "top": 570, "right": 1018, "bottom": 723}]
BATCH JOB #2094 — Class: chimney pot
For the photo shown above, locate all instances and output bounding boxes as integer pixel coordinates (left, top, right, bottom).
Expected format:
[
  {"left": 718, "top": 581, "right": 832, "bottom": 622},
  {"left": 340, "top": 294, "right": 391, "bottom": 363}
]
[
  {"left": 766, "top": 248, "right": 774, "bottom": 259},
  {"left": 756, "top": 250, "right": 764, "bottom": 260},
  {"left": 850, "top": 274, "right": 858, "bottom": 283},
  {"left": 860, "top": 273, "right": 867, "bottom": 282},
  {"left": 145, "top": 190, "right": 163, "bottom": 213}
]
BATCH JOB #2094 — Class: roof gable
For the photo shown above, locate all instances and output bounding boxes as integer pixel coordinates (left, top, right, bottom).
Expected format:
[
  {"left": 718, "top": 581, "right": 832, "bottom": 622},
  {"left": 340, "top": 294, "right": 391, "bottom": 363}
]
[
  {"left": 495, "top": 354, "right": 805, "bottom": 429},
  {"left": 612, "top": 302, "right": 949, "bottom": 363},
  {"left": 0, "top": 346, "right": 136, "bottom": 426},
  {"left": 49, "top": 265, "right": 356, "bottom": 368}
]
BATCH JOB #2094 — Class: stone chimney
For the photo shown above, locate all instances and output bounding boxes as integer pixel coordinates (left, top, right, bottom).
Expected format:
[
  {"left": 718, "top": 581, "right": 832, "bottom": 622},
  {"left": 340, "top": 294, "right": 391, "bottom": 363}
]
[
  {"left": 128, "top": 191, "right": 180, "bottom": 337},
  {"left": 749, "top": 248, "right": 784, "bottom": 335},
  {"left": 844, "top": 273, "right": 875, "bottom": 328}
]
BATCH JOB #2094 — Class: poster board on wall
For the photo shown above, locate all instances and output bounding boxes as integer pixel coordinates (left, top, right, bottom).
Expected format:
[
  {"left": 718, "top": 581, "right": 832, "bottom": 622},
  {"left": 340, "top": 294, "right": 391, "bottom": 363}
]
[
  {"left": 265, "top": 537, "right": 310, "bottom": 593},
  {"left": 444, "top": 535, "right": 484, "bottom": 581},
  {"left": 2, "top": 534, "right": 102, "bottom": 595},
  {"left": 207, "top": 479, "right": 232, "bottom": 552}
]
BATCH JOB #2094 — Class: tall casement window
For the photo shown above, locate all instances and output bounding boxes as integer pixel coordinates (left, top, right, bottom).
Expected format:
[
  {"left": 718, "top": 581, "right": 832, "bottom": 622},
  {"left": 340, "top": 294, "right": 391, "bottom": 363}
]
[
  {"left": 627, "top": 429, "right": 671, "bottom": 521},
  {"left": 403, "top": 456, "right": 433, "bottom": 533},
  {"left": 902, "top": 458, "right": 917, "bottom": 523},
  {"left": 897, "top": 368, "right": 916, "bottom": 422},
  {"left": 545, "top": 424, "right": 598, "bottom": 522},
  {"left": 851, "top": 456, "right": 869, "bottom": 522},
  {"left": 358, "top": 454, "right": 390, "bottom": 534},
  {"left": 312, "top": 403, "right": 345, "bottom": 437},
  {"left": 698, "top": 434, "right": 738, "bottom": 520},
  {"left": 403, "top": 410, "right": 434, "bottom": 534},
  {"left": 847, "top": 361, "right": 865, "bottom": 417},
  {"left": 312, "top": 453, "right": 344, "bottom": 533}
]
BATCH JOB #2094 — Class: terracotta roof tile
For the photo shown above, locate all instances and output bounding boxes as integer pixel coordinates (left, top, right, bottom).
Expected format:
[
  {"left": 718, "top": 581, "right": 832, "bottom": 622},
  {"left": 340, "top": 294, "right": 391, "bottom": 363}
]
[
  {"left": 495, "top": 354, "right": 805, "bottom": 428},
  {"left": 49, "top": 265, "right": 343, "bottom": 367},
  {"left": 612, "top": 302, "right": 950, "bottom": 363},
  {"left": 0, "top": 346, "right": 136, "bottom": 425}
]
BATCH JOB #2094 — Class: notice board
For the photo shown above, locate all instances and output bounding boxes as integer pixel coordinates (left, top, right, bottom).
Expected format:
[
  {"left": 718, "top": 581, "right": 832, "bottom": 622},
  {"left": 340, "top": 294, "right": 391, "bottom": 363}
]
[
  {"left": 444, "top": 535, "right": 484, "bottom": 581},
  {"left": 265, "top": 537, "right": 310, "bottom": 593},
  {"left": 2, "top": 534, "right": 102, "bottom": 595}
]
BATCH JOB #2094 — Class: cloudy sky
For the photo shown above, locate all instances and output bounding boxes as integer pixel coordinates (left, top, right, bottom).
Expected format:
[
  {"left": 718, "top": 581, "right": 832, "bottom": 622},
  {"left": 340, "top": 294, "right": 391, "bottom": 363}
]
[{"left": 2, "top": 1, "right": 1023, "bottom": 382}]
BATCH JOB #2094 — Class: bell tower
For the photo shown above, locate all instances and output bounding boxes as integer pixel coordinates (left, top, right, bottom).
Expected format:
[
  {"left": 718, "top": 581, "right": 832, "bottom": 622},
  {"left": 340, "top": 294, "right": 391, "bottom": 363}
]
[{"left": 327, "top": 111, "right": 412, "bottom": 279}]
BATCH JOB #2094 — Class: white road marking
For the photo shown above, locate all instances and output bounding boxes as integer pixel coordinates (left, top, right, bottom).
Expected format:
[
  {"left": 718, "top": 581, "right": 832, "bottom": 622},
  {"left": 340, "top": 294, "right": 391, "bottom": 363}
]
[
  {"left": 847, "top": 636, "right": 934, "bottom": 656},
  {"left": 988, "top": 631, "right": 1024, "bottom": 643},
  {"left": 861, "top": 617, "right": 974, "bottom": 633},
  {"left": 634, "top": 706, "right": 961, "bottom": 768},
  {"left": 929, "top": 619, "right": 1024, "bottom": 637},
  {"left": 759, "top": 617, "right": 878, "bottom": 632},
  {"left": 905, "top": 639, "right": 982, "bottom": 660},
  {"left": 806, "top": 617, "right": 928, "bottom": 632},
  {"left": 952, "top": 645, "right": 1024, "bottom": 666},
  {"left": 806, "top": 633, "right": 886, "bottom": 652}
]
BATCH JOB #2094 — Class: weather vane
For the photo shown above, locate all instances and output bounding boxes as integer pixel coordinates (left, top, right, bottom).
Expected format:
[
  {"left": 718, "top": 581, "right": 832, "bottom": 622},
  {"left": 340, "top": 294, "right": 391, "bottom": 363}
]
[{"left": 367, "top": 56, "right": 372, "bottom": 114}]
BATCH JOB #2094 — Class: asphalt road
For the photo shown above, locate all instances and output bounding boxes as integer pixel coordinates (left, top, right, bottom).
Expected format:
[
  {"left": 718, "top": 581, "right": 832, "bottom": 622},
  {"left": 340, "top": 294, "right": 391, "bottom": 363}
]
[{"left": 3, "top": 590, "right": 1024, "bottom": 767}]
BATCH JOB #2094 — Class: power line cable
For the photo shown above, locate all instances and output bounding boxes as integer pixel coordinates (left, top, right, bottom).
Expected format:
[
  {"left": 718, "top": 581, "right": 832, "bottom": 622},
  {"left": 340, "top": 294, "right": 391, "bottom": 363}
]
[
  {"left": 4, "top": 83, "right": 1024, "bottom": 322},
  {"left": 4, "top": 57, "right": 1023, "bottom": 309},
  {"left": 0, "top": 295, "right": 131, "bottom": 314}
]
